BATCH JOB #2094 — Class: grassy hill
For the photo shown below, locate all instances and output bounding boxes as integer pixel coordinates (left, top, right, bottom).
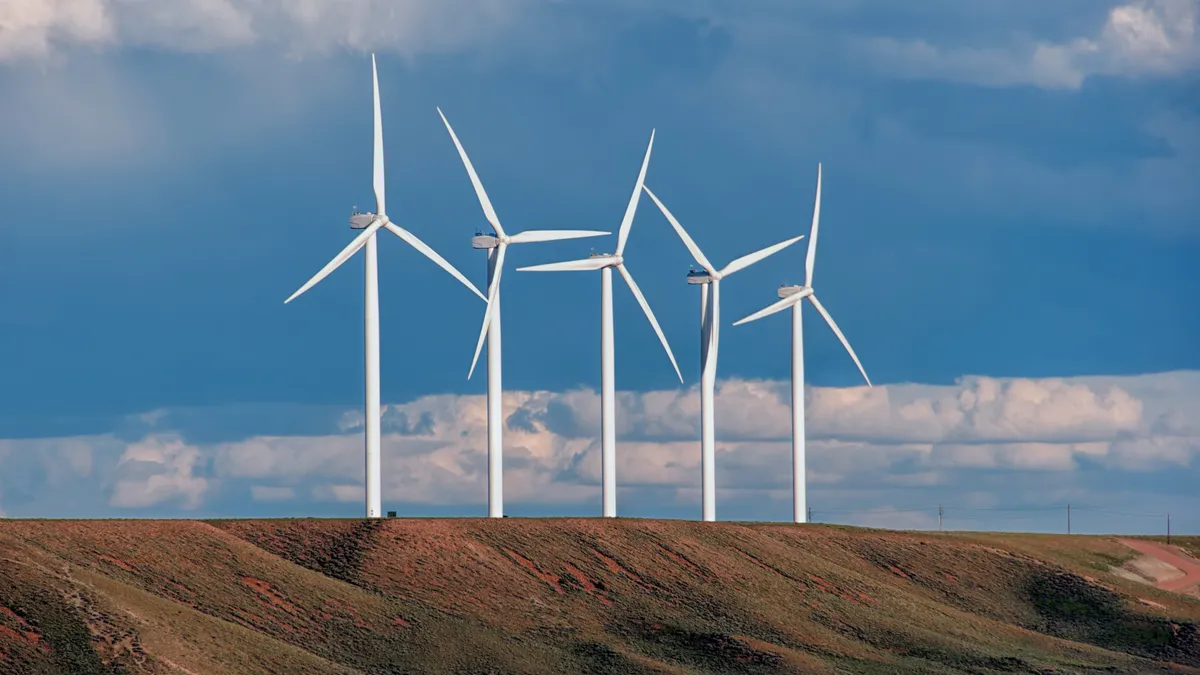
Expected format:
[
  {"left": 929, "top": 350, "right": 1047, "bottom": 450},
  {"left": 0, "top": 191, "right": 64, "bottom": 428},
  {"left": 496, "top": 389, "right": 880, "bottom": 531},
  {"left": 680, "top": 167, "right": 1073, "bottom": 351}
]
[{"left": 0, "top": 519, "right": 1197, "bottom": 674}]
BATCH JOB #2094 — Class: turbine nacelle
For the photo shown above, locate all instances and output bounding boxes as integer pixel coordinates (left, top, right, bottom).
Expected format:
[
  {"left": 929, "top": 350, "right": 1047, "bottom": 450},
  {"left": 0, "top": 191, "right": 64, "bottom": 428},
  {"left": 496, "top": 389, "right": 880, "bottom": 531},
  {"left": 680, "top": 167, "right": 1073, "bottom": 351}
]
[
  {"left": 349, "top": 212, "right": 379, "bottom": 229},
  {"left": 778, "top": 285, "right": 812, "bottom": 300},
  {"left": 590, "top": 253, "right": 621, "bottom": 266},
  {"left": 472, "top": 233, "right": 500, "bottom": 249},
  {"left": 687, "top": 269, "right": 714, "bottom": 284}
]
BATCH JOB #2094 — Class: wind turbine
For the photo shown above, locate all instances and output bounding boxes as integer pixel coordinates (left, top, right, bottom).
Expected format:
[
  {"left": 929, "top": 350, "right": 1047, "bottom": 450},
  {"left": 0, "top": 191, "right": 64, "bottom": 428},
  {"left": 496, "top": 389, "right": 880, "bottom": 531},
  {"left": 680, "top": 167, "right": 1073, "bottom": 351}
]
[
  {"left": 437, "top": 108, "right": 609, "bottom": 518},
  {"left": 732, "top": 164, "right": 871, "bottom": 524},
  {"left": 642, "top": 186, "right": 804, "bottom": 522},
  {"left": 285, "top": 56, "right": 485, "bottom": 519},
  {"left": 516, "top": 130, "right": 683, "bottom": 518}
]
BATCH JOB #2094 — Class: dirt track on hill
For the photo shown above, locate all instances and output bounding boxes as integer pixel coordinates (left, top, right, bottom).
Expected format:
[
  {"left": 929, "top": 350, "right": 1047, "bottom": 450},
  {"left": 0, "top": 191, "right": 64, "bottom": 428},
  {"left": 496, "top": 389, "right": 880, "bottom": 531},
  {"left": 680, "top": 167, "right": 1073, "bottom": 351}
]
[{"left": 1119, "top": 538, "right": 1200, "bottom": 594}]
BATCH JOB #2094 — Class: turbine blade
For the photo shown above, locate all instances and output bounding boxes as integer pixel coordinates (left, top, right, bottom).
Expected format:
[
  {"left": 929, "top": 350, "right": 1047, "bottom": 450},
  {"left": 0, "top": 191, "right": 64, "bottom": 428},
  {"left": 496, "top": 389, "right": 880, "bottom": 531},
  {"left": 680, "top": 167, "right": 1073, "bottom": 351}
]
[
  {"left": 805, "top": 163, "right": 821, "bottom": 288},
  {"left": 468, "top": 243, "right": 506, "bottom": 379},
  {"left": 506, "top": 229, "right": 609, "bottom": 244},
  {"left": 617, "top": 263, "right": 682, "bottom": 382},
  {"left": 285, "top": 219, "right": 383, "bottom": 304},
  {"left": 616, "top": 129, "right": 654, "bottom": 257},
  {"left": 808, "top": 293, "right": 871, "bottom": 387},
  {"left": 517, "top": 257, "right": 611, "bottom": 272},
  {"left": 437, "top": 107, "right": 505, "bottom": 238},
  {"left": 720, "top": 234, "right": 805, "bottom": 277},
  {"left": 732, "top": 293, "right": 803, "bottom": 326},
  {"left": 642, "top": 186, "right": 716, "bottom": 274},
  {"left": 384, "top": 222, "right": 485, "bottom": 301},
  {"left": 467, "top": 300, "right": 491, "bottom": 380},
  {"left": 372, "top": 54, "right": 386, "bottom": 216}
]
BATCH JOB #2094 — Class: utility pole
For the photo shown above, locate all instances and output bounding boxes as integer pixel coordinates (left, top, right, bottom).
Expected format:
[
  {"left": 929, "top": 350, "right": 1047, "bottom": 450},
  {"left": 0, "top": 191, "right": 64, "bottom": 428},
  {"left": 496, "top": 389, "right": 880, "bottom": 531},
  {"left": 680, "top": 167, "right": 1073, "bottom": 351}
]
[
  {"left": 1067, "top": 504, "right": 1071, "bottom": 535},
  {"left": 807, "top": 506, "right": 813, "bottom": 523},
  {"left": 938, "top": 504, "right": 943, "bottom": 532},
  {"left": 1168, "top": 512, "right": 1171, "bottom": 545}
]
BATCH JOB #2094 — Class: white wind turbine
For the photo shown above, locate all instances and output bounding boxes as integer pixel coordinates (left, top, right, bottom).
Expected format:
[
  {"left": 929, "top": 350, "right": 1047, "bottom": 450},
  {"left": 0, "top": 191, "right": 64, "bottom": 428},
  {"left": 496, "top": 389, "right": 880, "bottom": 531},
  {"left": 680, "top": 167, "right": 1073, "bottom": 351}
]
[
  {"left": 642, "top": 186, "right": 805, "bottom": 522},
  {"left": 732, "top": 164, "right": 871, "bottom": 523},
  {"left": 437, "top": 108, "right": 609, "bottom": 518},
  {"left": 516, "top": 130, "right": 683, "bottom": 518},
  {"left": 285, "top": 56, "right": 484, "bottom": 519}
]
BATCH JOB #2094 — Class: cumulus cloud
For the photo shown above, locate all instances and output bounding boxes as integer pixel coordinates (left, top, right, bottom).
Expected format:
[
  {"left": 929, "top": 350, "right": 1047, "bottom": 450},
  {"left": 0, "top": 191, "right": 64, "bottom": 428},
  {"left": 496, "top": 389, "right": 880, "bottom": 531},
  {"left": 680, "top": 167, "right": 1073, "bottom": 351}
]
[
  {"left": 0, "top": 0, "right": 113, "bottom": 61},
  {"left": 0, "top": 0, "right": 540, "bottom": 62},
  {"left": 0, "top": 371, "right": 1195, "bottom": 522},
  {"left": 861, "top": 0, "right": 1200, "bottom": 89},
  {"left": 108, "top": 434, "right": 208, "bottom": 509}
]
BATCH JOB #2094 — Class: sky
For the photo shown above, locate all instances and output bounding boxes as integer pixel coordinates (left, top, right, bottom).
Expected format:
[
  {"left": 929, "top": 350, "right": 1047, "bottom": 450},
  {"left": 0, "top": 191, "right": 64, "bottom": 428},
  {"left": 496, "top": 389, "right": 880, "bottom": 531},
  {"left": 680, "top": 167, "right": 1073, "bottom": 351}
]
[{"left": 0, "top": 0, "right": 1197, "bottom": 533}]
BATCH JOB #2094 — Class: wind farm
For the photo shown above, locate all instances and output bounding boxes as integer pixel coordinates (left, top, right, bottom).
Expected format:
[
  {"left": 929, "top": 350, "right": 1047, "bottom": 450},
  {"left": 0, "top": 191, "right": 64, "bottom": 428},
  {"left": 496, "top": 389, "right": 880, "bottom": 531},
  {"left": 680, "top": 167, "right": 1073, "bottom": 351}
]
[
  {"left": 3, "top": 13, "right": 1197, "bottom": 672},
  {"left": 272, "top": 59, "right": 848, "bottom": 524}
]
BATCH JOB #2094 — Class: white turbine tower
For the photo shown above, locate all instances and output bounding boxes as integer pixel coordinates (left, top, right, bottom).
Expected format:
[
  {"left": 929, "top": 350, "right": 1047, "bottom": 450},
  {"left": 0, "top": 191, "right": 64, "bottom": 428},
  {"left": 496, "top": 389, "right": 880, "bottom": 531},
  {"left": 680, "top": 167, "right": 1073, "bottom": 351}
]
[
  {"left": 437, "top": 108, "right": 609, "bottom": 518},
  {"left": 732, "top": 164, "right": 871, "bottom": 523},
  {"left": 642, "top": 186, "right": 804, "bottom": 522},
  {"left": 285, "top": 56, "right": 485, "bottom": 519},
  {"left": 516, "top": 130, "right": 683, "bottom": 518}
]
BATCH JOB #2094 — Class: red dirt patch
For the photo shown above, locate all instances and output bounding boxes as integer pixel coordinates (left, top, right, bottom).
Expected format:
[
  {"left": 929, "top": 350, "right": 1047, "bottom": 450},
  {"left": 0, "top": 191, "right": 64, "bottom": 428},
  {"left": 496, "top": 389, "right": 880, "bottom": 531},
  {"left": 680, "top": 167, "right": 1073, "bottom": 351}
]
[
  {"left": 94, "top": 553, "right": 137, "bottom": 573},
  {"left": 502, "top": 548, "right": 563, "bottom": 594},
  {"left": 563, "top": 563, "right": 612, "bottom": 605},
  {"left": 0, "top": 606, "right": 43, "bottom": 649},
  {"left": 735, "top": 548, "right": 800, "bottom": 583},
  {"left": 808, "top": 574, "right": 837, "bottom": 594},
  {"left": 591, "top": 548, "right": 656, "bottom": 594},
  {"left": 887, "top": 565, "right": 912, "bottom": 580},
  {"left": 0, "top": 624, "right": 43, "bottom": 651},
  {"left": 323, "top": 598, "right": 369, "bottom": 628},
  {"left": 655, "top": 544, "right": 712, "bottom": 581},
  {"left": 1118, "top": 539, "right": 1200, "bottom": 594},
  {"left": 392, "top": 616, "right": 411, "bottom": 628},
  {"left": 240, "top": 576, "right": 299, "bottom": 615}
]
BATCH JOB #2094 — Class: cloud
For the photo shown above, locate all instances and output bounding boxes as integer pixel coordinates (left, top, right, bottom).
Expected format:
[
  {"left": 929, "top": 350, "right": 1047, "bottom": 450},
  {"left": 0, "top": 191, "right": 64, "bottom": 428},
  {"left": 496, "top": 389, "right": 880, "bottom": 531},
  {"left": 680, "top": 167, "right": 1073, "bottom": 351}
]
[
  {"left": 249, "top": 485, "right": 295, "bottom": 502},
  {"left": 109, "top": 434, "right": 208, "bottom": 509},
  {"left": 528, "top": 374, "right": 1148, "bottom": 447},
  {"left": 860, "top": 0, "right": 1200, "bottom": 89},
  {"left": 0, "top": 0, "right": 112, "bottom": 61},
  {"left": 0, "top": 371, "right": 1195, "bottom": 522},
  {"left": 0, "top": 0, "right": 543, "bottom": 62}
]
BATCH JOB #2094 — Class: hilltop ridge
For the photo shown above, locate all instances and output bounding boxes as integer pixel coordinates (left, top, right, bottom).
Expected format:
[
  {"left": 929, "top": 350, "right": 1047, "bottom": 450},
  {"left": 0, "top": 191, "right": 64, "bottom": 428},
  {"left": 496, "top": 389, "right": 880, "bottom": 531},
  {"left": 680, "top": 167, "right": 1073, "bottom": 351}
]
[{"left": 0, "top": 518, "right": 1197, "bottom": 674}]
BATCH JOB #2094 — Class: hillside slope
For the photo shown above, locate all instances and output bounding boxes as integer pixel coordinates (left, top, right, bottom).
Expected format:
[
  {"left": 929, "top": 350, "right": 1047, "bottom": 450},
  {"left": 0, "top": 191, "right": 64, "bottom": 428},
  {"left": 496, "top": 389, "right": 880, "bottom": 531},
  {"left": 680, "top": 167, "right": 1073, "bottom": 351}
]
[{"left": 0, "top": 519, "right": 1196, "bottom": 674}]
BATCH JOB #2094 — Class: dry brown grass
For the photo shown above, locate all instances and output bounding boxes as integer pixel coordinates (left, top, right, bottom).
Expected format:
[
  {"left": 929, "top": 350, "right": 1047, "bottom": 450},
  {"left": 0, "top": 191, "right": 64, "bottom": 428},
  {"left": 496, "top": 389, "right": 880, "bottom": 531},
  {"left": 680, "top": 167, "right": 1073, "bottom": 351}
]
[{"left": 0, "top": 518, "right": 1197, "bottom": 674}]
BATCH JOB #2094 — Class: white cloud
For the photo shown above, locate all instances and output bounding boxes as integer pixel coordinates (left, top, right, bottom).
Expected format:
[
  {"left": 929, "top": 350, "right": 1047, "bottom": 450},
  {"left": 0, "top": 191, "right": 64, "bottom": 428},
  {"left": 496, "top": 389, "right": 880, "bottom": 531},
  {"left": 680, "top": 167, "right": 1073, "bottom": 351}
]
[
  {"left": 0, "top": 0, "right": 541, "bottom": 62},
  {"left": 109, "top": 434, "right": 208, "bottom": 509},
  {"left": 249, "top": 485, "right": 295, "bottom": 501},
  {"left": 0, "top": 371, "right": 1196, "bottom": 519},
  {"left": 0, "top": 0, "right": 113, "bottom": 61},
  {"left": 861, "top": 0, "right": 1200, "bottom": 89},
  {"left": 311, "top": 483, "right": 362, "bottom": 503}
]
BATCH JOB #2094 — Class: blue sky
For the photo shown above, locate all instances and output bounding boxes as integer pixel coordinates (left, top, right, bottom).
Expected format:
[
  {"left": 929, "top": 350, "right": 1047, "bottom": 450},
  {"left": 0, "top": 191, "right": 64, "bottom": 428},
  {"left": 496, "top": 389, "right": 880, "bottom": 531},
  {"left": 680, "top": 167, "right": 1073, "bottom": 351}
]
[{"left": 0, "top": 0, "right": 1196, "bottom": 531}]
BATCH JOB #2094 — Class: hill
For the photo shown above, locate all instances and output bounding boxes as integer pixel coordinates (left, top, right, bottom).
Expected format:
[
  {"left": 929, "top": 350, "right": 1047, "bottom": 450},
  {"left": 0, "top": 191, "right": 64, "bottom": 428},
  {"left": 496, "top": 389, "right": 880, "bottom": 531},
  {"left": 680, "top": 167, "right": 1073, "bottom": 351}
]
[{"left": 0, "top": 518, "right": 1197, "bottom": 674}]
